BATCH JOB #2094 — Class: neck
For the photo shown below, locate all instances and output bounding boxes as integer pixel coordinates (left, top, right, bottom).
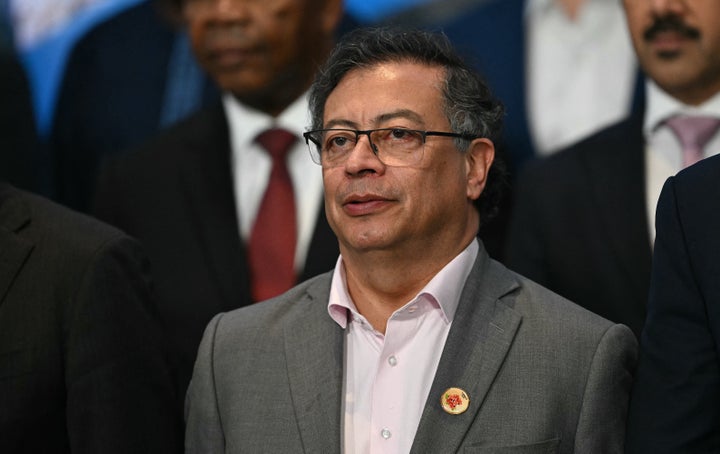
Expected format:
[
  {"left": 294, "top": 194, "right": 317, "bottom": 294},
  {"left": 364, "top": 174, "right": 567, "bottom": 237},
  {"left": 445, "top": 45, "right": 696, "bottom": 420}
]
[
  {"left": 235, "top": 89, "right": 303, "bottom": 118},
  {"left": 556, "top": 0, "right": 584, "bottom": 21},
  {"left": 341, "top": 236, "right": 475, "bottom": 334},
  {"left": 669, "top": 85, "right": 720, "bottom": 107}
]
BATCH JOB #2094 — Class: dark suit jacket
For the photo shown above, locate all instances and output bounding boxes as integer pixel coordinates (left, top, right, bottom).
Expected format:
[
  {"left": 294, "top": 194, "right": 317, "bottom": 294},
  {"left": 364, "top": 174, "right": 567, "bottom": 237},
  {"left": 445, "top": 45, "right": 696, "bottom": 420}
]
[
  {"left": 0, "top": 183, "right": 181, "bottom": 453},
  {"left": 625, "top": 154, "right": 720, "bottom": 452},
  {"left": 505, "top": 113, "right": 651, "bottom": 338},
  {"left": 93, "top": 103, "right": 339, "bottom": 411},
  {"left": 51, "top": 0, "right": 217, "bottom": 211},
  {"left": 186, "top": 242, "right": 637, "bottom": 453}
]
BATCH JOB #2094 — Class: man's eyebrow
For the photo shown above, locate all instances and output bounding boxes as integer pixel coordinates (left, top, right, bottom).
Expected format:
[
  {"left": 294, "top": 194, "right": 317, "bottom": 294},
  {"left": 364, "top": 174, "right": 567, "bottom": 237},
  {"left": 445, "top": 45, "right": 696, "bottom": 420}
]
[
  {"left": 323, "top": 109, "right": 426, "bottom": 130},
  {"left": 374, "top": 109, "right": 425, "bottom": 126},
  {"left": 324, "top": 119, "right": 358, "bottom": 129}
]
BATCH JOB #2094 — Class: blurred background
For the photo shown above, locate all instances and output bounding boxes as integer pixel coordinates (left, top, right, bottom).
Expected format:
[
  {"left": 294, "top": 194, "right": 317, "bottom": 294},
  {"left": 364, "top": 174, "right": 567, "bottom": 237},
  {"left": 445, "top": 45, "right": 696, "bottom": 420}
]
[{"left": 2, "top": 0, "right": 442, "bottom": 139}]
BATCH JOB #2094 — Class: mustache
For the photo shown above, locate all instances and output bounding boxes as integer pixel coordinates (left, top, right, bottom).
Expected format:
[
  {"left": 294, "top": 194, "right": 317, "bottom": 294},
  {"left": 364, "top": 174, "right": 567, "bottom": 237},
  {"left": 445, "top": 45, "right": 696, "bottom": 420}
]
[
  {"left": 335, "top": 183, "right": 400, "bottom": 204},
  {"left": 644, "top": 16, "right": 701, "bottom": 41}
]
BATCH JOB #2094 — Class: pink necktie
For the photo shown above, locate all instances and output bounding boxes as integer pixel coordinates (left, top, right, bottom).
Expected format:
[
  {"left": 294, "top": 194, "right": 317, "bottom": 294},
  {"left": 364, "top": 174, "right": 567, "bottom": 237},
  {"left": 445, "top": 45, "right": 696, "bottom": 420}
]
[
  {"left": 665, "top": 115, "right": 720, "bottom": 168},
  {"left": 248, "top": 128, "right": 297, "bottom": 301}
]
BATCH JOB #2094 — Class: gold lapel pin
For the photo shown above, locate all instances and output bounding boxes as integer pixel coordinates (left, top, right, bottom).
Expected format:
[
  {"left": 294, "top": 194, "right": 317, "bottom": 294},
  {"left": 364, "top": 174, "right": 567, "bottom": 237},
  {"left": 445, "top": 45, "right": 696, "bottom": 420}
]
[{"left": 441, "top": 387, "right": 470, "bottom": 415}]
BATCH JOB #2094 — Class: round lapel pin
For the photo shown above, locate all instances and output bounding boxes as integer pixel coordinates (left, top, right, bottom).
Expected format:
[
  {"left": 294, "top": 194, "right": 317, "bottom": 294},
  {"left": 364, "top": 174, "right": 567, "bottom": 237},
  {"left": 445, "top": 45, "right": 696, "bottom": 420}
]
[{"left": 441, "top": 387, "right": 470, "bottom": 414}]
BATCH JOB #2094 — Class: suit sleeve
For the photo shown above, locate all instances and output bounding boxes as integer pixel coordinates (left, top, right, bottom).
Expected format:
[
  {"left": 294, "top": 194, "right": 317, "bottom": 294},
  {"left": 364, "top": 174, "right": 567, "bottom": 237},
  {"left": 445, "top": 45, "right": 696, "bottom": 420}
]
[
  {"left": 625, "top": 177, "right": 720, "bottom": 452},
  {"left": 185, "top": 312, "right": 226, "bottom": 453},
  {"left": 64, "top": 234, "right": 183, "bottom": 453},
  {"left": 574, "top": 323, "right": 638, "bottom": 453}
]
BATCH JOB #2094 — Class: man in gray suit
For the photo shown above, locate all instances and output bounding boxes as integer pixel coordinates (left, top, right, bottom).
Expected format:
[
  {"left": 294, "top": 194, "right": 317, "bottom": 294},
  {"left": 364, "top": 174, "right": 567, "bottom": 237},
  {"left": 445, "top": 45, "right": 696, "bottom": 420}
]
[{"left": 185, "top": 27, "right": 638, "bottom": 453}]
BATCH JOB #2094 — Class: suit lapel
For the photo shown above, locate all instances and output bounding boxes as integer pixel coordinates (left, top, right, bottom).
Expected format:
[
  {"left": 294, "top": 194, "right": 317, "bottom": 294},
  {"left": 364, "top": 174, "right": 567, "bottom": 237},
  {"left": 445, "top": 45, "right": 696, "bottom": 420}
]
[
  {"left": 178, "top": 105, "right": 251, "bottom": 310},
  {"left": 411, "top": 249, "right": 522, "bottom": 453},
  {"left": 580, "top": 115, "right": 652, "bottom": 305},
  {"left": 0, "top": 184, "right": 34, "bottom": 307},
  {"left": 283, "top": 276, "right": 344, "bottom": 453}
]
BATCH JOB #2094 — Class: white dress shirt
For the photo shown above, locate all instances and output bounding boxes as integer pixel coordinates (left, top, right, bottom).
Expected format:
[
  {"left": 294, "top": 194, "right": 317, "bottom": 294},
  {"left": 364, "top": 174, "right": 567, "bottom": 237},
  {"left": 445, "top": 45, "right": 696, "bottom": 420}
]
[
  {"left": 643, "top": 82, "right": 720, "bottom": 242},
  {"left": 526, "top": 0, "right": 636, "bottom": 154},
  {"left": 327, "top": 240, "right": 479, "bottom": 454},
  {"left": 223, "top": 92, "right": 324, "bottom": 271}
]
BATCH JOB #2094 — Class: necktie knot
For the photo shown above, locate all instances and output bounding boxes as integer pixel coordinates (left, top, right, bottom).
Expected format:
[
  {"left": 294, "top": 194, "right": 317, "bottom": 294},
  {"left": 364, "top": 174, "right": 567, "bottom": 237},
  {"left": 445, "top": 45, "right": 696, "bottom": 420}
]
[
  {"left": 665, "top": 115, "right": 720, "bottom": 167},
  {"left": 256, "top": 128, "right": 297, "bottom": 161}
]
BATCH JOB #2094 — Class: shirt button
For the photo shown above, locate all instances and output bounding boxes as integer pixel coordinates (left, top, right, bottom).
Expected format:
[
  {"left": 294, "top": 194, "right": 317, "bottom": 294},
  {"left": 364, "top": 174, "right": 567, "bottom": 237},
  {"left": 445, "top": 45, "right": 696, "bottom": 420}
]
[
  {"left": 408, "top": 305, "right": 417, "bottom": 313},
  {"left": 381, "top": 428, "right": 392, "bottom": 439},
  {"left": 388, "top": 355, "right": 398, "bottom": 366}
]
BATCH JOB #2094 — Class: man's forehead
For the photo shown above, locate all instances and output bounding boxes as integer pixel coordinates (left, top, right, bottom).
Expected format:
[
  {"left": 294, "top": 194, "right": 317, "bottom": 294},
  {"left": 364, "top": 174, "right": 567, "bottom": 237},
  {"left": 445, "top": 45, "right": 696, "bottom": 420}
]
[{"left": 329, "top": 61, "right": 445, "bottom": 100}]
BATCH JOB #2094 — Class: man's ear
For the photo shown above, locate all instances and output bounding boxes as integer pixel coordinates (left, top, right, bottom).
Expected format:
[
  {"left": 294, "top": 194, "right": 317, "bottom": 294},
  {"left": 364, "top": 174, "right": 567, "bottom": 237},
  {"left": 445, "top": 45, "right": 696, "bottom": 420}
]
[{"left": 465, "top": 138, "right": 494, "bottom": 201}]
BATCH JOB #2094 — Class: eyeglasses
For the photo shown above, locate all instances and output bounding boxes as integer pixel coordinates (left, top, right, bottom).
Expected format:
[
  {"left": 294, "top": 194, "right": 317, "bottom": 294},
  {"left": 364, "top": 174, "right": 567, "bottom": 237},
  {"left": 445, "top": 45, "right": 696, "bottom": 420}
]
[{"left": 302, "top": 128, "right": 478, "bottom": 167}]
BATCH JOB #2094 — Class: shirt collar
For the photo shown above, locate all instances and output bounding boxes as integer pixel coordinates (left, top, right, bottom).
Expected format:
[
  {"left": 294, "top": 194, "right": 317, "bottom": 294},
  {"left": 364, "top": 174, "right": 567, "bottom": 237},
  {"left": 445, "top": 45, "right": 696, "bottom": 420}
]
[
  {"left": 524, "top": 0, "right": 604, "bottom": 18},
  {"left": 327, "top": 239, "right": 480, "bottom": 329},
  {"left": 644, "top": 80, "right": 720, "bottom": 137},
  {"left": 222, "top": 90, "right": 311, "bottom": 146}
]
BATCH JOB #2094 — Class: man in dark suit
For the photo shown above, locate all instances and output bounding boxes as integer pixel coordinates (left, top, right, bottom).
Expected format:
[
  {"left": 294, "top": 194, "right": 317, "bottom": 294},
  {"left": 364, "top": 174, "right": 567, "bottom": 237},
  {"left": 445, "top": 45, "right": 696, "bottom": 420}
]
[
  {"left": 93, "top": 0, "right": 344, "bottom": 410},
  {"left": 185, "top": 27, "right": 637, "bottom": 453},
  {"left": 0, "top": 182, "right": 181, "bottom": 452},
  {"left": 51, "top": 0, "right": 217, "bottom": 211},
  {"left": 505, "top": 0, "right": 720, "bottom": 337},
  {"left": 625, "top": 154, "right": 720, "bottom": 452}
]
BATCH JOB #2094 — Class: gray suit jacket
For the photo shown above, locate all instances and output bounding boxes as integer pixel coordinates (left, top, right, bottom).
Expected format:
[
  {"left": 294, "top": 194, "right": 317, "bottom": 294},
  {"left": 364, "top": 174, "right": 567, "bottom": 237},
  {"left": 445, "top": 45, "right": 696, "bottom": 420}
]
[{"left": 186, "top": 245, "right": 637, "bottom": 453}]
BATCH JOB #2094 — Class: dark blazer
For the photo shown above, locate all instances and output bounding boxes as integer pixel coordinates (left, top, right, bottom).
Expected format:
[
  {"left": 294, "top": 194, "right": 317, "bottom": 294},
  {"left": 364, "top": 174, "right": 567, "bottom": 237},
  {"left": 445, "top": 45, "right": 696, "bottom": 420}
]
[
  {"left": 0, "top": 183, "right": 181, "bottom": 453},
  {"left": 625, "top": 154, "right": 720, "bottom": 452},
  {"left": 93, "top": 103, "right": 339, "bottom": 410},
  {"left": 505, "top": 112, "right": 651, "bottom": 338},
  {"left": 186, "top": 242, "right": 638, "bottom": 453},
  {"left": 51, "top": 0, "right": 217, "bottom": 211}
]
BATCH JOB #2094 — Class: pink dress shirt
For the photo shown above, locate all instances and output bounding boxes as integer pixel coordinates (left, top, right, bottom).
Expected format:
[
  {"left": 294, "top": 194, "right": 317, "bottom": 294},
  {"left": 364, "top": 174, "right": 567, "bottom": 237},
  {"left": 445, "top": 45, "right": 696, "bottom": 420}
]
[{"left": 328, "top": 240, "right": 479, "bottom": 453}]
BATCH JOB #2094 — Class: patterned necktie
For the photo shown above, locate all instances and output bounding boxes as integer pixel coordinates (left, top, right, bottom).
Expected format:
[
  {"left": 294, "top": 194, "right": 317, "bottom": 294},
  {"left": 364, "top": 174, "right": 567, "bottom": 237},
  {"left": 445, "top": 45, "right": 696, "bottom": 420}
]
[
  {"left": 248, "top": 128, "right": 298, "bottom": 302},
  {"left": 665, "top": 115, "right": 720, "bottom": 168}
]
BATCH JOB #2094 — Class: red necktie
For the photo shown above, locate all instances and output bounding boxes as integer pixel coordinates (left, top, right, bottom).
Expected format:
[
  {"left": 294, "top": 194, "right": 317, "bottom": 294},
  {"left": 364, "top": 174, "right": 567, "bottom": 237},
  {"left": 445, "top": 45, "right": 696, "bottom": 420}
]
[
  {"left": 665, "top": 115, "right": 720, "bottom": 168},
  {"left": 248, "top": 128, "right": 297, "bottom": 301}
]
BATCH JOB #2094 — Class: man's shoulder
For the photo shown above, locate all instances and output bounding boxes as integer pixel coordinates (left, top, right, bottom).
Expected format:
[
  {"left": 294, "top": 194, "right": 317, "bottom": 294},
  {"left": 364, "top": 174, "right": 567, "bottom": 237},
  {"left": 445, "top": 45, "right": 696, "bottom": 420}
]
[
  {"left": 111, "top": 102, "right": 228, "bottom": 170},
  {"left": 507, "top": 270, "right": 633, "bottom": 343},
  {"left": 0, "top": 184, "right": 140, "bottom": 270},
  {"left": 517, "top": 115, "right": 644, "bottom": 191},
  {"left": 673, "top": 153, "right": 720, "bottom": 192},
  {"left": 211, "top": 272, "right": 334, "bottom": 337}
]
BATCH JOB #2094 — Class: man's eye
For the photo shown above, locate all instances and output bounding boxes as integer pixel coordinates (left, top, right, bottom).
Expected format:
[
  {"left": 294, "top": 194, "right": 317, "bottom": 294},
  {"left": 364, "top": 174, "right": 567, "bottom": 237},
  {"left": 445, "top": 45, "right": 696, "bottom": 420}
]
[
  {"left": 325, "top": 134, "right": 355, "bottom": 151},
  {"left": 330, "top": 137, "right": 349, "bottom": 147},
  {"left": 390, "top": 129, "right": 410, "bottom": 139}
]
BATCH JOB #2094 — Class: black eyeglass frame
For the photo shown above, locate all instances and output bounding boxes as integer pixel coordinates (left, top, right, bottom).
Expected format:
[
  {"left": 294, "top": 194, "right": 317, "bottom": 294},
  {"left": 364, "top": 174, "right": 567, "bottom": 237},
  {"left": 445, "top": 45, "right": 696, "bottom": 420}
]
[{"left": 302, "top": 128, "right": 479, "bottom": 166}]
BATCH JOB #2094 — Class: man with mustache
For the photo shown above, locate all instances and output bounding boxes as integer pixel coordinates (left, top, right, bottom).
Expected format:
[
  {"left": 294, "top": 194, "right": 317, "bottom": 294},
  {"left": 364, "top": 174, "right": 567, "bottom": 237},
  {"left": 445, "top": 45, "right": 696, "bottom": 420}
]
[
  {"left": 185, "top": 27, "right": 637, "bottom": 453},
  {"left": 505, "top": 0, "right": 720, "bottom": 338},
  {"left": 92, "top": 0, "right": 343, "bottom": 414}
]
